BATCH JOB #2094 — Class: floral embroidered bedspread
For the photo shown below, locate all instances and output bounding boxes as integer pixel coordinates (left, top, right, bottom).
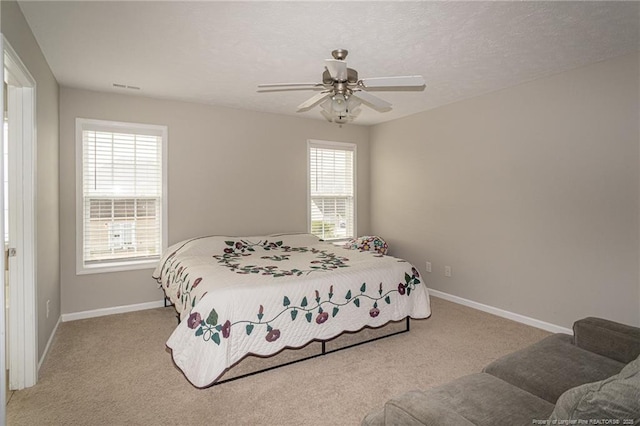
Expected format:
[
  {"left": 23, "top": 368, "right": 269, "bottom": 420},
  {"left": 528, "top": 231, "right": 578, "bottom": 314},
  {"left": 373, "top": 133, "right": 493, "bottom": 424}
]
[{"left": 153, "top": 233, "right": 431, "bottom": 387}]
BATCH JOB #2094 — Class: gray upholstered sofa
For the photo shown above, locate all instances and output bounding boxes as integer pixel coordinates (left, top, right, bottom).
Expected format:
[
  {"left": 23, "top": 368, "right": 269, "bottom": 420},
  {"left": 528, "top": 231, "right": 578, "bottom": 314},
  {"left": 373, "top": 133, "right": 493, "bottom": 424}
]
[{"left": 363, "top": 317, "right": 640, "bottom": 426}]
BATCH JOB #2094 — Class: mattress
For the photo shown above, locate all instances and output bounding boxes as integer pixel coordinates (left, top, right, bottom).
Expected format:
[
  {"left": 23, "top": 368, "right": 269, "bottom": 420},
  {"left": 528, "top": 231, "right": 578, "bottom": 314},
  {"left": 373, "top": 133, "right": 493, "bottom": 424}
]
[{"left": 153, "top": 233, "right": 431, "bottom": 387}]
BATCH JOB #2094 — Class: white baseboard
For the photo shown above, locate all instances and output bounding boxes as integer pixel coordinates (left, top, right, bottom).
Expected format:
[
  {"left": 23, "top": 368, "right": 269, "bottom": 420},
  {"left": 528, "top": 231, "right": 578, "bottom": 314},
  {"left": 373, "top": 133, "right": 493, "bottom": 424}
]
[
  {"left": 38, "top": 316, "right": 61, "bottom": 371},
  {"left": 61, "top": 300, "right": 166, "bottom": 322},
  {"left": 428, "top": 288, "right": 572, "bottom": 335}
]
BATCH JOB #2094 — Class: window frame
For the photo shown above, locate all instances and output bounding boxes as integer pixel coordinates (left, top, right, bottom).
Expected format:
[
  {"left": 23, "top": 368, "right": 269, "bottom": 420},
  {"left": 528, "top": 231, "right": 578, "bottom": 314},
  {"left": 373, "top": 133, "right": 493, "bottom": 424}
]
[
  {"left": 307, "top": 139, "right": 357, "bottom": 241},
  {"left": 75, "top": 118, "right": 168, "bottom": 275}
]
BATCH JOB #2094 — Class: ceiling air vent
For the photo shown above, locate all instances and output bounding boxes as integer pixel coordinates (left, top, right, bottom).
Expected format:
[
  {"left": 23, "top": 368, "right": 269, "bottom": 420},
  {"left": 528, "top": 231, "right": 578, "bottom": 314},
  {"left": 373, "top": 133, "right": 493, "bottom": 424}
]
[{"left": 112, "top": 83, "right": 140, "bottom": 90}]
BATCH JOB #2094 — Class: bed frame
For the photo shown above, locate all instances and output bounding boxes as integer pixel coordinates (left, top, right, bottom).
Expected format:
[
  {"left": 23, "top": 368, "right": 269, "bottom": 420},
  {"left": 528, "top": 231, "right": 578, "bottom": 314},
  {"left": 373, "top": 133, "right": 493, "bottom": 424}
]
[
  {"left": 213, "top": 316, "right": 410, "bottom": 386},
  {"left": 165, "top": 296, "right": 410, "bottom": 386}
]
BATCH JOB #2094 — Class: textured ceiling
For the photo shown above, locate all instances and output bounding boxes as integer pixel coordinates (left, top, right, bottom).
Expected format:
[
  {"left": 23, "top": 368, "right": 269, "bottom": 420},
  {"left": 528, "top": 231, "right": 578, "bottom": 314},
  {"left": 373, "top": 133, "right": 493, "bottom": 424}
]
[{"left": 18, "top": 1, "right": 640, "bottom": 126}]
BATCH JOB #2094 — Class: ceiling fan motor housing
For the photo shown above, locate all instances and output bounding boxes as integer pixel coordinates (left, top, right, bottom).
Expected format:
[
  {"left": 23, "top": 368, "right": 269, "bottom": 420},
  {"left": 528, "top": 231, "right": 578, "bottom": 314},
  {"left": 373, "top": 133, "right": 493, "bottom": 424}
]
[
  {"left": 322, "top": 68, "right": 359, "bottom": 85},
  {"left": 331, "top": 49, "right": 348, "bottom": 60}
]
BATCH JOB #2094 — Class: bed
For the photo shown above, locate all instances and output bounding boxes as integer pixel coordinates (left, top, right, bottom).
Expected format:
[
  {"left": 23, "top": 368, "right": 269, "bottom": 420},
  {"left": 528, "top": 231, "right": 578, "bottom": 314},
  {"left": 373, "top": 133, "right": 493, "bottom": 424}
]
[{"left": 153, "top": 233, "right": 431, "bottom": 387}]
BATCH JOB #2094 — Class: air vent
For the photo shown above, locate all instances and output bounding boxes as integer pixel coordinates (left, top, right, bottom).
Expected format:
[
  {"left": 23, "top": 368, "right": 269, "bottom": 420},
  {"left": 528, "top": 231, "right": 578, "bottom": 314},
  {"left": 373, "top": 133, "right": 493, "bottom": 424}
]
[{"left": 112, "top": 83, "right": 141, "bottom": 90}]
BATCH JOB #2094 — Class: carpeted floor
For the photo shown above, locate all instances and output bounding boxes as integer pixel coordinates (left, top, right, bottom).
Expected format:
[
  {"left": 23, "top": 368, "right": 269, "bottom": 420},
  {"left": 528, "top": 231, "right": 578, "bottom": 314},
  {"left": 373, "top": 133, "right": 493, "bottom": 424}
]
[{"left": 7, "top": 297, "right": 550, "bottom": 425}]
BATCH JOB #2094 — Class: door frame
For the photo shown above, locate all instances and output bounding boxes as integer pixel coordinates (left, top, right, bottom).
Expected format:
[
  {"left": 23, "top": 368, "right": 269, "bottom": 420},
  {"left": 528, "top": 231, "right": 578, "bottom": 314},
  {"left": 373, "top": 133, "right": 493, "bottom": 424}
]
[
  {"left": 3, "top": 35, "right": 38, "bottom": 391},
  {"left": 0, "top": 35, "right": 5, "bottom": 418}
]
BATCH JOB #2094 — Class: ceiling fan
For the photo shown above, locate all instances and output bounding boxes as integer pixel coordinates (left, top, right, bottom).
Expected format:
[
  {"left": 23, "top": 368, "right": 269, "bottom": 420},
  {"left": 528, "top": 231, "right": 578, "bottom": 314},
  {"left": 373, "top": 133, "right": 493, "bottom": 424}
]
[{"left": 257, "top": 49, "right": 426, "bottom": 124}]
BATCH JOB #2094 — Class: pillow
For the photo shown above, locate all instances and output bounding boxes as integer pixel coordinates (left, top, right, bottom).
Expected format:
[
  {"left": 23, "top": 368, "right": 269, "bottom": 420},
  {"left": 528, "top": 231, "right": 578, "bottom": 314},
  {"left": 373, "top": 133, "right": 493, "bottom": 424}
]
[
  {"left": 343, "top": 236, "right": 388, "bottom": 255},
  {"left": 549, "top": 354, "right": 640, "bottom": 424}
]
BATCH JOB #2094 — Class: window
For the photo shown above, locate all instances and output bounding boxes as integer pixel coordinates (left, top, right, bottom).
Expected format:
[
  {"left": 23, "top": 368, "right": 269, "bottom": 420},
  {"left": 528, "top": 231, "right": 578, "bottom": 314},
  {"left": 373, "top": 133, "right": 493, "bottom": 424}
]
[
  {"left": 308, "top": 140, "right": 356, "bottom": 240},
  {"left": 76, "top": 118, "right": 167, "bottom": 274}
]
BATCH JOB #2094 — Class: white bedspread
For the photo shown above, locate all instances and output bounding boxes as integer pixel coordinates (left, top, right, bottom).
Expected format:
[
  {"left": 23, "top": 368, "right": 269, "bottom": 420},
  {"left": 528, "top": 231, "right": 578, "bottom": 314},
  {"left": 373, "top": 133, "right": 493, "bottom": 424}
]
[{"left": 153, "top": 233, "right": 431, "bottom": 387}]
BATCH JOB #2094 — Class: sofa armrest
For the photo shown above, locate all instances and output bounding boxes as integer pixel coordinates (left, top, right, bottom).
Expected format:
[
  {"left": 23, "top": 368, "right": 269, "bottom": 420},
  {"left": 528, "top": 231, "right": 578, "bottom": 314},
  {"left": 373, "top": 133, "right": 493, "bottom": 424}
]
[
  {"left": 361, "top": 408, "right": 384, "bottom": 426},
  {"left": 382, "top": 391, "right": 475, "bottom": 426},
  {"left": 573, "top": 317, "right": 640, "bottom": 364}
]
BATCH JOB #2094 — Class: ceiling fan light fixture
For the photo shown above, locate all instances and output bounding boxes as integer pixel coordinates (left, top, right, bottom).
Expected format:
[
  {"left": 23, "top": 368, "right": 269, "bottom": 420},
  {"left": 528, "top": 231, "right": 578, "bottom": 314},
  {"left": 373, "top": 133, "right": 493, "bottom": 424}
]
[
  {"left": 349, "top": 106, "right": 362, "bottom": 117},
  {"left": 334, "top": 115, "right": 349, "bottom": 124},
  {"left": 258, "top": 49, "right": 426, "bottom": 124},
  {"left": 320, "top": 99, "right": 332, "bottom": 113},
  {"left": 319, "top": 96, "right": 359, "bottom": 124},
  {"left": 331, "top": 94, "right": 347, "bottom": 112},
  {"left": 347, "top": 96, "right": 361, "bottom": 110},
  {"left": 320, "top": 110, "right": 334, "bottom": 122}
]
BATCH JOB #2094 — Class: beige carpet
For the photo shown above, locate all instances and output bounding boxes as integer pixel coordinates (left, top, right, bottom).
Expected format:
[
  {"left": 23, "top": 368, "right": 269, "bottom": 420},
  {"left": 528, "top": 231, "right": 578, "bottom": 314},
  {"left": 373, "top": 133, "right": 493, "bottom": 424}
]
[{"left": 8, "top": 297, "right": 550, "bottom": 425}]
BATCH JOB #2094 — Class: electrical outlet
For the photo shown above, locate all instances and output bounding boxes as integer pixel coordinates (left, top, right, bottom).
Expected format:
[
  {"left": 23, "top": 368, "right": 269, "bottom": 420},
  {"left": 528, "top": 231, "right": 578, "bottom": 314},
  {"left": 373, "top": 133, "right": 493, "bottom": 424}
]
[
  {"left": 425, "top": 261, "right": 432, "bottom": 273},
  {"left": 46, "top": 299, "right": 50, "bottom": 318},
  {"left": 444, "top": 266, "right": 452, "bottom": 277}
]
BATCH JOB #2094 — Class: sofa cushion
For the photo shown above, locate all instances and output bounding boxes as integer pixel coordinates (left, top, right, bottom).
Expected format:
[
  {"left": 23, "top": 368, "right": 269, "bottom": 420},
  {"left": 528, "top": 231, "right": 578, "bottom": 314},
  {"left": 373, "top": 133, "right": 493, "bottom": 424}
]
[
  {"left": 549, "top": 354, "right": 640, "bottom": 423},
  {"left": 574, "top": 317, "right": 640, "bottom": 364},
  {"left": 382, "top": 391, "right": 475, "bottom": 425},
  {"left": 381, "top": 373, "right": 553, "bottom": 426},
  {"left": 483, "top": 334, "right": 625, "bottom": 403}
]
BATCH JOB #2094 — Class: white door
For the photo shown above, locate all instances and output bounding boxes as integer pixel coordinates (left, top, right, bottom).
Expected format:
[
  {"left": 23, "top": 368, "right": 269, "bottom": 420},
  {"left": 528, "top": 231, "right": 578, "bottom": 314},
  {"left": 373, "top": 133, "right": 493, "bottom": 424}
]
[
  {"left": 3, "top": 36, "right": 37, "bottom": 393},
  {"left": 1, "top": 76, "right": 5, "bottom": 410},
  {"left": 0, "top": 35, "right": 6, "bottom": 419}
]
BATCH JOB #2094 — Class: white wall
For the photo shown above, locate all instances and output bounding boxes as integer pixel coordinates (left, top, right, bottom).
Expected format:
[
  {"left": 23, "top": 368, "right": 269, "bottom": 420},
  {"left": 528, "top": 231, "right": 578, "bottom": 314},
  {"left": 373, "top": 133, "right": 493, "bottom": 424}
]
[
  {"left": 370, "top": 53, "right": 640, "bottom": 329},
  {"left": 59, "top": 88, "right": 370, "bottom": 315}
]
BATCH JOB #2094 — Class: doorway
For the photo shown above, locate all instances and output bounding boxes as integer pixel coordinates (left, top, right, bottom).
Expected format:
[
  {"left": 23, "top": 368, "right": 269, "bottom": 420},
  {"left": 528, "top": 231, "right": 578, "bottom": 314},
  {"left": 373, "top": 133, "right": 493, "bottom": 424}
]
[{"left": 2, "top": 36, "right": 37, "bottom": 395}]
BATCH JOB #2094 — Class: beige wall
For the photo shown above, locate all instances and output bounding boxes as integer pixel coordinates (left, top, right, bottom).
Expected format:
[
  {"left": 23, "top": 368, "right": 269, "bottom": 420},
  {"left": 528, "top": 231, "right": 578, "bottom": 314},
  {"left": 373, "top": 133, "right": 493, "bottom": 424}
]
[
  {"left": 370, "top": 53, "right": 640, "bottom": 329},
  {"left": 11, "top": 1, "right": 638, "bottom": 331},
  {"left": 1, "top": 0, "right": 60, "bottom": 359},
  {"left": 59, "top": 88, "right": 370, "bottom": 314}
]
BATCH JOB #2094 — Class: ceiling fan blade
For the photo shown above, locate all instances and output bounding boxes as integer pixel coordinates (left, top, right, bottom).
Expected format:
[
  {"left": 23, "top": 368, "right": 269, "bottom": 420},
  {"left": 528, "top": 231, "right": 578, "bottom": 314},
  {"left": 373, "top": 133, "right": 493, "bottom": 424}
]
[
  {"left": 352, "top": 91, "right": 392, "bottom": 112},
  {"left": 360, "top": 75, "right": 425, "bottom": 88},
  {"left": 297, "top": 92, "right": 331, "bottom": 112},
  {"left": 258, "top": 87, "right": 325, "bottom": 93},
  {"left": 258, "top": 90, "right": 323, "bottom": 94},
  {"left": 258, "top": 82, "right": 322, "bottom": 88},
  {"left": 325, "top": 59, "right": 348, "bottom": 81},
  {"left": 320, "top": 110, "right": 334, "bottom": 122}
]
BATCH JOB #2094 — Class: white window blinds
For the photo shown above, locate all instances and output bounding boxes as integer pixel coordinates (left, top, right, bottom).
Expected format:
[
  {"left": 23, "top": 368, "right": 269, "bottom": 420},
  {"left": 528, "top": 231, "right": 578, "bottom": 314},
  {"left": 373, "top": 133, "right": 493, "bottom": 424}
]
[
  {"left": 77, "top": 119, "right": 166, "bottom": 272},
  {"left": 308, "top": 141, "right": 356, "bottom": 240}
]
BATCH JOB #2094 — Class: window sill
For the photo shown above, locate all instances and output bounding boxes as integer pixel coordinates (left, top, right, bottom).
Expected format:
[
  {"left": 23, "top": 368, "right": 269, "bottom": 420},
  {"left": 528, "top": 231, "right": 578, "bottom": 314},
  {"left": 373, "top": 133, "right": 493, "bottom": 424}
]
[{"left": 76, "top": 258, "right": 159, "bottom": 275}]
